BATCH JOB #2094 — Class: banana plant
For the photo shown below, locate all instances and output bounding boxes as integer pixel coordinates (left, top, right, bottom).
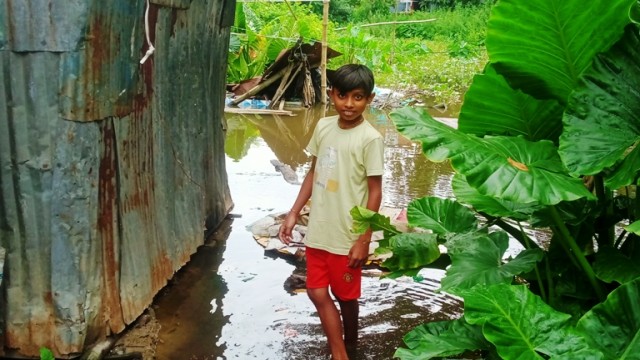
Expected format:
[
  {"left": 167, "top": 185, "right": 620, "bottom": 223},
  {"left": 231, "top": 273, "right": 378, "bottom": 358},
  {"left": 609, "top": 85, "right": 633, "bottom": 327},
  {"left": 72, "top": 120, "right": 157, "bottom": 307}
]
[{"left": 352, "top": 0, "right": 640, "bottom": 358}]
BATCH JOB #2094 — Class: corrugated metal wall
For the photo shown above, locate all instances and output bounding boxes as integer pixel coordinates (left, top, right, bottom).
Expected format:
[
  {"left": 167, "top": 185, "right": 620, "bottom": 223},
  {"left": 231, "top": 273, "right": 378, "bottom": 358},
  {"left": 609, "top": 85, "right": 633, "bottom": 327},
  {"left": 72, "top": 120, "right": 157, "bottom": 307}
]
[{"left": 0, "top": 0, "right": 235, "bottom": 357}]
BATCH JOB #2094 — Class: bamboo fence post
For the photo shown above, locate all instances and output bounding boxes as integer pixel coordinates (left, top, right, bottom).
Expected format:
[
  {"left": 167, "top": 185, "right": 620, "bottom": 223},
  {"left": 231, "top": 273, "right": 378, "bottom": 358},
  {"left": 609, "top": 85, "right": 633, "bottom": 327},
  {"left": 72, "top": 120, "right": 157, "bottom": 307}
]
[
  {"left": 229, "top": 66, "right": 290, "bottom": 106},
  {"left": 334, "top": 19, "right": 436, "bottom": 31},
  {"left": 390, "top": 0, "right": 401, "bottom": 65},
  {"left": 321, "top": 0, "right": 329, "bottom": 104}
]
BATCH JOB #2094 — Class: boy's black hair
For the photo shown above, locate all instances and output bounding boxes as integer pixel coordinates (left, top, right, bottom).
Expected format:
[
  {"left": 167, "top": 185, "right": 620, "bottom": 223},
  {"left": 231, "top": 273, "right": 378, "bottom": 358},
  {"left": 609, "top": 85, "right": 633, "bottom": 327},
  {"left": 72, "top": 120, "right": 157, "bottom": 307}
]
[{"left": 329, "top": 64, "right": 375, "bottom": 96}]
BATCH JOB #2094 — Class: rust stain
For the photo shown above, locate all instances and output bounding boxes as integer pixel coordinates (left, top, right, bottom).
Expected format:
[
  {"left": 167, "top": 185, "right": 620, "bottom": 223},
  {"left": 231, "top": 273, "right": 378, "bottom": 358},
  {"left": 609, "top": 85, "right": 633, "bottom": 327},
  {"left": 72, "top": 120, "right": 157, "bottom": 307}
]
[
  {"left": 122, "top": 188, "right": 150, "bottom": 212},
  {"left": 151, "top": 251, "right": 173, "bottom": 291},
  {"left": 84, "top": 15, "right": 110, "bottom": 120},
  {"left": 97, "top": 119, "right": 125, "bottom": 333},
  {"left": 170, "top": 8, "right": 179, "bottom": 36},
  {"left": 121, "top": 3, "right": 158, "bottom": 119},
  {"left": 44, "top": 291, "right": 53, "bottom": 306},
  {"left": 120, "top": 107, "right": 155, "bottom": 213}
]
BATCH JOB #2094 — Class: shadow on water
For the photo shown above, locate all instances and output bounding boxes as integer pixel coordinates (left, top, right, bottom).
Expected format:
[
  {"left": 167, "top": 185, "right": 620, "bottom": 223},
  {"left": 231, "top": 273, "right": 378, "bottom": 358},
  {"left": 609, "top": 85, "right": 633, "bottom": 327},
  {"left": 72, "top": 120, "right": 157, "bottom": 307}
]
[{"left": 154, "top": 104, "right": 462, "bottom": 359}]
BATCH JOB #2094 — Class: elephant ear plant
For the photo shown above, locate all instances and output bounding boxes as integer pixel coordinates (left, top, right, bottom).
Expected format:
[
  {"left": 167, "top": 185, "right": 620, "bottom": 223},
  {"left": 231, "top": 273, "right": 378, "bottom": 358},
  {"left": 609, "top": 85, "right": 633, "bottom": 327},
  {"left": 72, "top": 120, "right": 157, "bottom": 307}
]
[{"left": 352, "top": 0, "right": 640, "bottom": 358}]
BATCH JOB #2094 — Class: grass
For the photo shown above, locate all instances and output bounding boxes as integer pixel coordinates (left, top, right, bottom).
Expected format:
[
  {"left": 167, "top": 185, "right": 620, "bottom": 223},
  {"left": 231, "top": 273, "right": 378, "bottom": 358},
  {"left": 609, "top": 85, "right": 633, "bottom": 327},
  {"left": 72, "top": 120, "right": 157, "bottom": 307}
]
[{"left": 328, "top": 6, "right": 491, "bottom": 106}]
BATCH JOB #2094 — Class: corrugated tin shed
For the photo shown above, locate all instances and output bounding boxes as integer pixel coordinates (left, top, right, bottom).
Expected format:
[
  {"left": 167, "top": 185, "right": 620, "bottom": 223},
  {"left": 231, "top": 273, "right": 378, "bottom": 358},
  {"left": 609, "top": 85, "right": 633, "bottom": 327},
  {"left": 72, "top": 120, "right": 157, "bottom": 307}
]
[{"left": 0, "top": 0, "right": 235, "bottom": 357}]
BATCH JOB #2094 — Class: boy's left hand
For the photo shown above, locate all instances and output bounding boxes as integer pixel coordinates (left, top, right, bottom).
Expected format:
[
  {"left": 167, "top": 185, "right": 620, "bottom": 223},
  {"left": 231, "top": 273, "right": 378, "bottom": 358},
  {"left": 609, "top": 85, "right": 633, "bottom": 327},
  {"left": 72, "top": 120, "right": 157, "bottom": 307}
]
[{"left": 347, "top": 236, "right": 371, "bottom": 268}]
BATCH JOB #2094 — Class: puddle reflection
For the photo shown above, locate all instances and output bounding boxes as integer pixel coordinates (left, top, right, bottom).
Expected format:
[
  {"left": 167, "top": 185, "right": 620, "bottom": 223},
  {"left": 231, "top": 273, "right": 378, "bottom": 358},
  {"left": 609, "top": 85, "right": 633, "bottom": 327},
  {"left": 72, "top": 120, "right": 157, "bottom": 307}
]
[{"left": 155, "top": 104, "right": 461, "bottom": 360}]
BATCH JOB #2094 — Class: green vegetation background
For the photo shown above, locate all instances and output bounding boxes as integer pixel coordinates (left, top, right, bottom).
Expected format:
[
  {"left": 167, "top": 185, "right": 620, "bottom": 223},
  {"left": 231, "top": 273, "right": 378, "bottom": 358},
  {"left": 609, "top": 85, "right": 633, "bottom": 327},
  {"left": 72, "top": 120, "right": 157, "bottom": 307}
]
[{"left": 227, "top": 0, "right": 493, "bottom": 106}]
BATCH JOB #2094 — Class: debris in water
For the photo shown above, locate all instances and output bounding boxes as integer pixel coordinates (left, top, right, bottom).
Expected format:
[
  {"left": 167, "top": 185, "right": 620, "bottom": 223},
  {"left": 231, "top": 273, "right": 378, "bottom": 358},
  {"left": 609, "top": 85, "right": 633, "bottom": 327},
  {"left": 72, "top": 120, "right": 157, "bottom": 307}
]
[{"left": 271, "top": 159, "right": 300, "bottom": 185}]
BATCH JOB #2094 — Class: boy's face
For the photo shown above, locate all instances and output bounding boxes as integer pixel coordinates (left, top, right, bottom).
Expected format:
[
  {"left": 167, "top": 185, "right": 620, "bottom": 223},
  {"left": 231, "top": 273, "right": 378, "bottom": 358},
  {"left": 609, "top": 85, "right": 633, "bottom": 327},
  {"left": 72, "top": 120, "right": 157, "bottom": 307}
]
[{"left": 330, "top": 87, "right": 375, "bottom": 124}]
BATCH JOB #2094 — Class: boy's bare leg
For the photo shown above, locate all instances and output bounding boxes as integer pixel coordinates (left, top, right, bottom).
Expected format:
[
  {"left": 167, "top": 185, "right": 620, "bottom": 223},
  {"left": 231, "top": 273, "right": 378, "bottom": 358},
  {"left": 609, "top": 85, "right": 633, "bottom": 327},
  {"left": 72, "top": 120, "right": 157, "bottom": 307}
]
[
  {"left": 335, "top": 297, "right": 359, "bottom": 346},
  {"left": 308, "top": 288, "right": 349, "bottom": 360}
]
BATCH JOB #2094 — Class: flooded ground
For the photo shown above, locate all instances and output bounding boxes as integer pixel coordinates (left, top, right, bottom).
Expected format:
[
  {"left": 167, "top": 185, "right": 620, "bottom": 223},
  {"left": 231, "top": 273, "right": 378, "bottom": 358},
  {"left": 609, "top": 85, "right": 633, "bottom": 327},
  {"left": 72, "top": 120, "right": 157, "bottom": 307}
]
[{"left": 152, "top": 104, "right": 464, "bottom": 360}]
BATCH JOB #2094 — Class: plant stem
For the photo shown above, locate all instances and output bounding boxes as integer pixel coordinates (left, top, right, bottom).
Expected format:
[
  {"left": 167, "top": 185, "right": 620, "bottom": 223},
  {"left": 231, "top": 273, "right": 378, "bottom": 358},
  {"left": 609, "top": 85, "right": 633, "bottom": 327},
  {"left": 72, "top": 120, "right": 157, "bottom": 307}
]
[
  {"left": 517, "top": 221, "right": 546, "bottom": 302},
  {"left": 595, "top": 175, "right": 615, "bottom": 246},
  {"left": 480, "top": 213, "right": 535, "bottom": 250},
  {"left": 544, "top": 255, "right": 555, "bottom": 306},
  {"left": 548, "top": 206, "right": 605, "bottom": 300}
]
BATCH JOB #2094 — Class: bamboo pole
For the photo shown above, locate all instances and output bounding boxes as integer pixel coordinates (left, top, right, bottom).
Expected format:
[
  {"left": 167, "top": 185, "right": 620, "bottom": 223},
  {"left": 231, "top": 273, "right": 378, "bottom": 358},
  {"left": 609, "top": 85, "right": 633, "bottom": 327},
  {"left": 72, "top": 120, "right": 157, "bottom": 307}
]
[
  {"left": 229, "top": 66, "right": 290, "bottom": 106},
  {"left": 335, "top": 19, "right": 436, "bottom": 31},
  {"left": 270, "top": 63, "right": 303, "bottom": 109},
  {"left": 283, "top": 0, "right": 298, "bottom": 21},
  {"left": 321, "top": 0, "right": 329, "bottom": 104},
  {"left": 224, "top": 107, "right": 295, "bottom": 116},
  {"left": 390, "top": 0, "right": 400, "bottom": 65}
]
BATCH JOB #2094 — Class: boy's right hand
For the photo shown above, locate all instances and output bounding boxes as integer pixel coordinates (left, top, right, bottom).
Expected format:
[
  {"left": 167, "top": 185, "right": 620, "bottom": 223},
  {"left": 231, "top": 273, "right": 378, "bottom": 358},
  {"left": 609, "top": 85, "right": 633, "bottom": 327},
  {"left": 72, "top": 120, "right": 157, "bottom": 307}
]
[{"left": 278, "top": 212, "right": 298, "bottom": 245}]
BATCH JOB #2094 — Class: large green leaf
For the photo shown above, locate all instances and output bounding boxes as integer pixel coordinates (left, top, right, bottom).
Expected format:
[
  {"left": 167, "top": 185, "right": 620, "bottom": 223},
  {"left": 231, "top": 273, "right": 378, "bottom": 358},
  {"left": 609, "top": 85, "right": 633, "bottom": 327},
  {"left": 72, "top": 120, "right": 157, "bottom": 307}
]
[
  {"left": 593, "top": 245, "right": 640, "bottom": 284},
  {"left": 441, "top": 232, "right": 543, "bottom": 293},
  {"left": 452, "top": 174, "right": 540, "bottom": 220},
  {"left": 528, "top": 198, "right": 597, "bottom": 227},
  {"left": 559, "top": 25, "right": 640, "bottom": 188},
  {"left": 630, "top": 1, "right": 640, "bottom": 24},
  {"left": 459, "top": 64, "right": 564, "bottom": 142},
  {"left": 391, "top": 107, "right": 595, "bottom": 205},
  {"left": 576, "top": 278, "right": 640, "bottom": 359},
  {"left": 394, "top": 318, "right": 490, "bottom": 359},
  {"left": 382, "top": 233, "right": 441, "bottom": 272},
  {"left": 486, "top": 0, "right": 634, "bottom": 103},
  {"left": 463, "top": 284, "right": 603, "bottom": 360},
  {"left": 406, "top": 197, "right": 477, "bottom": 235},
  {"left": 628, "top": 220, "right": 640, "bottom": 235},
  {"left": 350, "top": 206, "right": 401, "bottom": 239}
]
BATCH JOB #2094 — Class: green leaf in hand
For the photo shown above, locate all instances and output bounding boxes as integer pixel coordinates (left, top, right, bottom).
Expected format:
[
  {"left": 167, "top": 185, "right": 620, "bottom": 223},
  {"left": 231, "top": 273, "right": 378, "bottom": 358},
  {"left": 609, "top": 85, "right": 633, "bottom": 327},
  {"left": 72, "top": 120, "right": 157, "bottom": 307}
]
[
  {"left": 350, "top": 206, "right": 400, "bottom": 238},
  {"left": 382, "top": 233, "right": 440, "bottom": 272}
]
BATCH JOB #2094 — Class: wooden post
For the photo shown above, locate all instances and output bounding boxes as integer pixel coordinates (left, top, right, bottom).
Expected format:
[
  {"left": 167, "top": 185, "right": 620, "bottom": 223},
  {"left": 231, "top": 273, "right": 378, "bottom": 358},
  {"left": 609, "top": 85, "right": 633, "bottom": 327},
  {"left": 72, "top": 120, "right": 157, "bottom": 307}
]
[
  {"left": 229, "top": 66, "right": 290, "bottom": 106},
  {"left": 321, "top": 0, "right": 329, "bottom": 104},
  {"left": 390, "top": 0, "right": 400, "bottom": 65}
]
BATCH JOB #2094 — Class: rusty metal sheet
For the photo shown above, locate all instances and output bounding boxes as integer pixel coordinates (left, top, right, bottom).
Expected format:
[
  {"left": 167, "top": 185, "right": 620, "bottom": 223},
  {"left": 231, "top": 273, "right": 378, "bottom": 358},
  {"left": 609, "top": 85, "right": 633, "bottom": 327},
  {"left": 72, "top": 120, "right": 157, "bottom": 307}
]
[
  {"left": 59, "top": 1, "right": 146, "bottom": 122},
  {"left": 1, "top": 0, "right": 89, "bottom": 52},
  {"left": 151, "top": 0, "right": 193, "bottom": 9},
  {"left": 0, "top": 0, "right": 233, "bottom": 357}
]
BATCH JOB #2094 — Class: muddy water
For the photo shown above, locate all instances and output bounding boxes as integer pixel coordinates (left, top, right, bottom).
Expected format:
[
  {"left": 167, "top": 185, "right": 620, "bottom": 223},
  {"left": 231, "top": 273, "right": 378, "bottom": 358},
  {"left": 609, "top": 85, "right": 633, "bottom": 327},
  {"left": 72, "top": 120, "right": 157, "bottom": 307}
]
[{"left": 154, "top": 105, "right": 463, "bottom": 360}]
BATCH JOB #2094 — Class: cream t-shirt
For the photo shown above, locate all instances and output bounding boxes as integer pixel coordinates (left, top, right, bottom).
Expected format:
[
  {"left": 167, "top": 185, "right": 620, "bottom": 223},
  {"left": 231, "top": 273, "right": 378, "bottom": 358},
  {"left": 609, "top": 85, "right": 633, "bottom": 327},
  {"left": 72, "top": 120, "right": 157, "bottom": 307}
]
[{"left": 304, "top": 115, "right": 385, "bottom": 255}]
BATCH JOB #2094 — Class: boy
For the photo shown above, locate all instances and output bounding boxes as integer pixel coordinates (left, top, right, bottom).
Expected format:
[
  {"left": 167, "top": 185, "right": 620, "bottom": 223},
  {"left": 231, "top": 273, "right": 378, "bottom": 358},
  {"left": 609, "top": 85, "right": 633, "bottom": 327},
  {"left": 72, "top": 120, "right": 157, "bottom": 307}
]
[{"left": 278, "top": 64, "right": 384, "bottom": 360}]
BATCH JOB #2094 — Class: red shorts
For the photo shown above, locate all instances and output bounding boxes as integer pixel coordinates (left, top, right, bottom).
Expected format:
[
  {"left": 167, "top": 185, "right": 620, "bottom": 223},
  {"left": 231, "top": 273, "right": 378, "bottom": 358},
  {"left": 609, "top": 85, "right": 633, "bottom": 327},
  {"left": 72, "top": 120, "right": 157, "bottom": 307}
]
[{"left": 305, "top": 247, "right": 362, "bottom": 301}]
